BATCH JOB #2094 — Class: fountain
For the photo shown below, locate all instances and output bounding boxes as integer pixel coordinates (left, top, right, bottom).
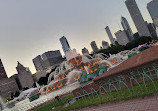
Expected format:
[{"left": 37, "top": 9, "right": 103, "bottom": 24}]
[
  {"left": 8, "top": 48, "right": 133, "bottom": 111},
  {"left": 0, "top": 96, "right": 10, "bottom": 111},
  {"left": 39, "top": 50, "right": 129, "bottom": 95}
]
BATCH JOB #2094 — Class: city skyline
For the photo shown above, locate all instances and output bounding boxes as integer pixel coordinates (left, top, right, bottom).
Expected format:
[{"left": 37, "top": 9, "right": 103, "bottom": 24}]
[{"left": 0, "top": 0, "right": 152, "bottom": 77}]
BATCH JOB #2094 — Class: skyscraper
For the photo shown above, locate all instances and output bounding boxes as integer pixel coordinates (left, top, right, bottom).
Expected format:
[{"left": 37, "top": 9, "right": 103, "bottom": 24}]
[
  {"left": 121, "top": 16, "right": 134, "bottom": 41},
  {"left": 41, "top": 50, "right": 63, "bottom": 68},
  {"left": 147, "top": 23, "right": 157, "bottom": 38},
  {"left": 60, "top": 36, "right": 71, "bottom": 54},
  {"left": 0, "top": 58, "right": 7, "bottom": 80},
  {"left": 33, "top": 55, "right": 46, "bottom": 72},
  {"left": 147, "top": 0, "right": 158, "bottom": 27},
  {"left": 115, "top": 30, "right": 130, "bottom": 45},
  {"left": 16, "top": 62, "right": 34, "bottom": 89},
  {"left": 105, "top": 26, "right": 115, "bottom": 45},
  {"left": 90, "top": 41, "right": 99, "bottom": 53},
  {"left": 33, "top": 50, "right": 63, "bottom": 72},
  {"left": 125, "top": 0, "right": 151, "bottom": 37},
  {"left": 102, "top": 41, "right": 109, "bottom": 49}
]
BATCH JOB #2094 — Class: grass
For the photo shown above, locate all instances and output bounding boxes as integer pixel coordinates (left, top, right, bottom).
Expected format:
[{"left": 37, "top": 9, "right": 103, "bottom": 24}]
[
  {"left": 32, "top": 94, "right": 73, "bottom": 111},
  {"left": 32, "top": 80, "right": 158, "bottom": 111}
]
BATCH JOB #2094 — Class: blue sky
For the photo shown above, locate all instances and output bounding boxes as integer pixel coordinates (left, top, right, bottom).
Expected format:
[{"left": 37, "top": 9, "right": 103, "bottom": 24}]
[{"left": 0, "top": 0, "right": 152, "bottom": 77}]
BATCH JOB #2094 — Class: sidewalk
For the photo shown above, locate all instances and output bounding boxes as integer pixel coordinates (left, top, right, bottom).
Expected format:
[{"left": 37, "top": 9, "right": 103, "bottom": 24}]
[{"left": 75, "top": 95, "right": 158, "bottom": 111}]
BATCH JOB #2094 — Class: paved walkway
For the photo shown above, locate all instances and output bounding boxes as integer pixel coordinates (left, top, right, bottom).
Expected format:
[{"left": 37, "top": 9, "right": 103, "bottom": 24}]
[{"left": 75, "top": 95, "right": 158, "bottom": 111}]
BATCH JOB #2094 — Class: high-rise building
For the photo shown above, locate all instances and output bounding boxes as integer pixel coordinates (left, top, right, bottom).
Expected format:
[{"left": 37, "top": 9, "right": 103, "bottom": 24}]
[
  {"left": 33, "top": 55, "right": 46, "bottom": 72},
  {"left": 33, "top": 50, "right": 63, "bottom": 72},
  {"left": 0, "top": 59, "right": 19, "bottom": 101},
  {"left": 147, "top": 0, "right": 158, "bottom": 27},
  {"left": 0, "top": 58, "right": 7, "bottom": 80},
  {"left": 60, "top": 36, "right": 71, "bottom": 54},
  {"left": 82, "top": 47, "right": 89, "bottom": 55},
  {"left": 41, "top": 50, "right": 63, "bottom": 68},
  {"left": 115, "top": 30, "right": 130, "bottom": 45},
  {"left": 102, "top": 41, "right": 109, "bottom": 49},
  {"left": 147, "top": 23, "right": 157, "bottom": 38},
  {"left": 125, "top": 0, "right": 151, "bottom": 37},
  {"left": 121, "top": 16, "right": 134, "bottom": 41},
  {"left": 16, "top": 62, "right": 34, "bottom": 89},
  {"left": 105, "top": 26, "right": 115, "bottom": 45},
  {"left": 90, "top": 41, "right": 99, "bottom": 53},
  {"left": 0, "top": 78, "right": 19, "bottom": 101}
]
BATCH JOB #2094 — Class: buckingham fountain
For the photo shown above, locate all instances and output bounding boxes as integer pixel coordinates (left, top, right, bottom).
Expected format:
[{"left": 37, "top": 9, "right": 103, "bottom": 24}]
[
  {"left": 1, "top": 47, "right": 141, "bottom": 111},
  {"left": 40, "top": 48, "right": 127, "bottom": 94}
]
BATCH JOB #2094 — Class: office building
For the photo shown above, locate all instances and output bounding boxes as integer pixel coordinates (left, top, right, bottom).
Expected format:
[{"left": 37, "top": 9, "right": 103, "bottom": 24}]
[
  {"left": 0, "top": 59, "right": 7, "bottom": 80},
  {"left": 105, "top": 26, "right": 115, "bottom": 45},
  {"left": 60, "top": 36, "right": 71, "bottom": 54},
  {"left": 33, "top": 50, "right": 63, "bottom": 72},
  {"left": 41, "top": 50, "right": 63, "bottom": 69},
  {"left": 0, "top": 59, "right": 19, "bottom": 101},
  {"left": 33, "top": 55, "right": 46, "bottom": 72},
  {"left": 147, "top": 23, "right": 157, "bottom": 38},
  {"left": 16, "top": 62, "right": 34, "bottom": 89},
  {"left": 91, "top": 41, "right": 99, "bottom": 53},
  {"left": 0, "top": 78, "right": 19, "bottom": 101},
  {"left": 82, "top": 47, "right": 89, "bottom": 55},
  {"left": 125, "top": 0, "right": 151, "bottom": 36},
  {"left": 115, "top": 30, "right": 130, "bottom": 45},
  {"left": 121, "top": 16, "right": 134, "bottom": 41},
  {"left": 102, "top": 41, "right": 109, "bottom": 49},
  {"left": 147, "top": 0, "right": 158, "bottom": 27}
]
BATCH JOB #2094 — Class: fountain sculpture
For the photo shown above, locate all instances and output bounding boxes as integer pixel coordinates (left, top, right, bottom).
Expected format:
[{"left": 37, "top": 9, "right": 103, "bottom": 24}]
[{"left": 40, "top": 49, "right": 128, "bottom": 94}]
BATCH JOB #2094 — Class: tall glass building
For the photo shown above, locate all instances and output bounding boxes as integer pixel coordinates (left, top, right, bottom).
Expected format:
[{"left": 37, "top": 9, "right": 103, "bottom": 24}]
[
  {"left": 147, "top": 0, "right": 158, "bottom": 27},
  {"left": 125, "top": 0, "right": 151, "bottom": 37},
  {"left": 105, "top": 26, "right": 115, "bottom": 45},
  {"left": 60, "top": 36, "right": 71, "bottom": 54},
  {"left": 90, "top": 41, "right": 99, "bottom": 53},
  {"left": 121, "top": 16, "right": 134, "bottom": 41}
]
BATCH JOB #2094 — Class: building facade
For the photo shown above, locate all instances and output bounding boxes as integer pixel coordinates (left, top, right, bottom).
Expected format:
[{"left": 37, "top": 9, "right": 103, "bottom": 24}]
[
  {"left": 115, "top": 30, "right": 130, "bottom": 45},
  {"left": 0, "top": 59, "right": 19, "bottom": 101},
  {"left": 33, "top": 55, "right": 46, "bottom": 72},
  {"left": 0, "top": 59, "right": 8, "bottom": 80},
  {"left": 147, "top": 0, "right": 158, "bottom": 27},
  {"left": 0, "top": 78, "right": 19, "bottom": 101},
  {"left": 105, "top": 26, "right": 115, "bottom": 45},
  {"left": 82, "top": 47, "right": 89, "bottom": 55},
  {"left": 90, "top": 41, "right": 99, "bottom": 53},
  {"left": 147, "top": 23, "right": 157, "bottom": 38},
  {"left": 33, "top": 50, "right": 63, "bottom": 72},
  {"left": 102, "top": 41, "right": 109, "bottom": 49},
  {"left": 60, "top": 36, "right": 71, "bottom": 54},
  {"left": 32, "top": 69, "right": 48, "bottom": 82},
  {"left": 41, "top": 50, "right": 63, "bottom": 69},
  {"left": 16, "top": 62, "right": 34, "bottom": 89},
  {"left": 125, "top": 0, "right": 151, "bottom": 37},
  {"left": 121, "top": 16, "right": 134, "bottom": 41}
]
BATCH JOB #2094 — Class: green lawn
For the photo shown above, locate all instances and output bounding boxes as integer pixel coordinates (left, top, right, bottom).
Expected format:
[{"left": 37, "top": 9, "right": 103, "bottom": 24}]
[{"left": 33, "top": 80, "right": 158, "bottom": 111}]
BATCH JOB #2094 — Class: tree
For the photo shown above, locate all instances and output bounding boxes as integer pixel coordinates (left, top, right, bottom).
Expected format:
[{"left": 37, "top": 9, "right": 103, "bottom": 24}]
[
  {"left": 23, "top": 87, "right": 29, "bottom": 91},
  {"left": 10, "top": 92, "right": 14, "bottom": 99},
  {"left": 95, "top": 36, "right": 153, "bottom": 56},
  {"left": 14, "top": 91, "right": 20, "bottom": 97},
  {"left": 37, "top": 77, "right": 48, "bottom": 85}
]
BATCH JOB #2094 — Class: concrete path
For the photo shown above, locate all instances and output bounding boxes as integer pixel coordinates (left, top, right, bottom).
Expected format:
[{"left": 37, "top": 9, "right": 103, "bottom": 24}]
[{"left": 75, "top": 95, "right": 158, "bottom": 111}]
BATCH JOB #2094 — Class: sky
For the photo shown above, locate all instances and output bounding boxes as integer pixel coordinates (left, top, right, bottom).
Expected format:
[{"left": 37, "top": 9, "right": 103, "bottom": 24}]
[{"left": 0, "top": 0, "right": 153, "bottom": 77}]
